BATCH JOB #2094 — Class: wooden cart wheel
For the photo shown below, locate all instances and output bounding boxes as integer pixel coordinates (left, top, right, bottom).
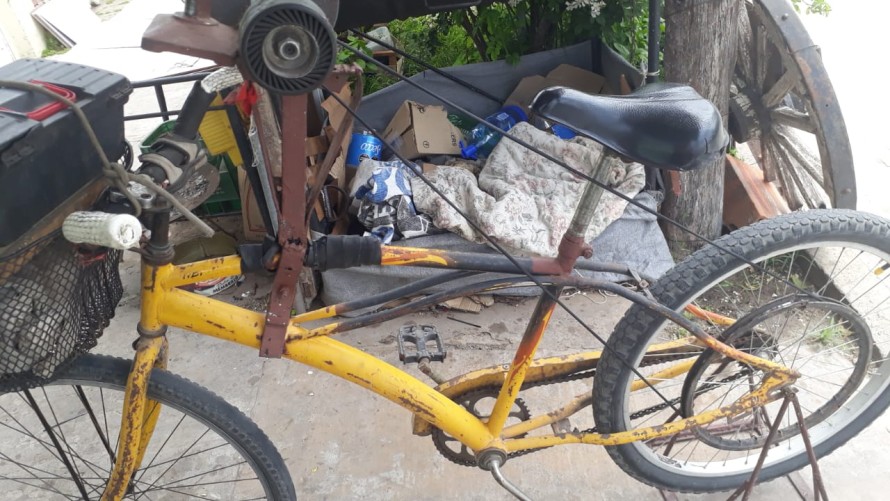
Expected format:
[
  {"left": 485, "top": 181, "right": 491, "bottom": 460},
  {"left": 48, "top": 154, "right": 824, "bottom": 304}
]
[{"left": 729, "top": 0, "right": 855, "bottom": 210}]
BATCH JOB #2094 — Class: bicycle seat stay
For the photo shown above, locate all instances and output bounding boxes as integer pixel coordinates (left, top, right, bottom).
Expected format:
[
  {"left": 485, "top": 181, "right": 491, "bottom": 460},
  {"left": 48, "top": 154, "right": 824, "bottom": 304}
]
[{"left": 531, "top": 83, "right": 728, "bottom": 171}]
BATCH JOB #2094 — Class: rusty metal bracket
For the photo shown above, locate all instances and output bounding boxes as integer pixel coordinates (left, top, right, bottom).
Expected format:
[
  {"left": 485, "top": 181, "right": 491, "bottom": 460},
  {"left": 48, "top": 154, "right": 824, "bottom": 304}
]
[
  {"left": 726, "top": 388, "right": 829, "bottom": 501},
  {"left": 141, "top": 0, "right": 238, "bottom": 66},
  {"left": 260, "top": 94, "right": 309, "bottom": 358}
]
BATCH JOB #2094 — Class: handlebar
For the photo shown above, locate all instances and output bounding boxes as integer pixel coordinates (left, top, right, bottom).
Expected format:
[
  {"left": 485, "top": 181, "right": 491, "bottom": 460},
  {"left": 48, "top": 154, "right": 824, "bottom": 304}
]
[{"left": 62, "top": 212, "right": 142, "bottom": 250}]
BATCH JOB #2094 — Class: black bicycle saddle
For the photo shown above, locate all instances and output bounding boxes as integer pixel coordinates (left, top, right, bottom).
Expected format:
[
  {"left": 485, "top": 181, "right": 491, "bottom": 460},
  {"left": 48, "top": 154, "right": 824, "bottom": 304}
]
[{"left": 531, "top": 83, "right": 728, "bottom": 171}]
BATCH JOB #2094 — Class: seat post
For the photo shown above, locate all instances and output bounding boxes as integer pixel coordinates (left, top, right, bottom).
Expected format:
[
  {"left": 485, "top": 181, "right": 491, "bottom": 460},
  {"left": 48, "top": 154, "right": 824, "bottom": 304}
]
[
  {"left": 554, "top": 148, "right": 616, "bottom": 273},
  {"left": 567, "top": 149, "right": 615, "bottom": 239}
]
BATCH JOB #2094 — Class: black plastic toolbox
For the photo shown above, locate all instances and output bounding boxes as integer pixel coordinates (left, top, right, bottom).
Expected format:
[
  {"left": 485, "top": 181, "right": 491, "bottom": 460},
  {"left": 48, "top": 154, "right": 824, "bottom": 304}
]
[{"left": 0, "top": 59, "right": 132, "bottom": 247}]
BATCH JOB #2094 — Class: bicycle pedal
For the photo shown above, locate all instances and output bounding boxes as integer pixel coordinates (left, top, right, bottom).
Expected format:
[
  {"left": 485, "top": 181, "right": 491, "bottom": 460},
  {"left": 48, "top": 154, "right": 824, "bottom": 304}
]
[
  {"left": 397, "top": 325, "right": 446, "bottom": 364},
  {"left": 551, "top": 418, "right": 573, "bottom": 435}
]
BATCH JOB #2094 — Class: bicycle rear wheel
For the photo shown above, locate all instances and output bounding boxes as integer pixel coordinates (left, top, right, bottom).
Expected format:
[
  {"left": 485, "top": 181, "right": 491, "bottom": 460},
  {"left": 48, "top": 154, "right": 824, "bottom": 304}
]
[
  {"left": 592, "top": 209, "right": 890, "bottom": 492},
  {"left": 0, "top": 354, "right": 295, "bottom": 500}
]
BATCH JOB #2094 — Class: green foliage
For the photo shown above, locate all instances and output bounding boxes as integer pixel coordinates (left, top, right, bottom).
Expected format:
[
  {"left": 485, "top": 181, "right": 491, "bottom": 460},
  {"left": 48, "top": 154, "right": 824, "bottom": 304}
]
[
  {"left": 388, "top": 16, "right": 481, "bottom": 76},
  {"left": 436, "top": 1, "right": 652, "bottom": 66},
  {"left": 791, "top": 0, "right": 831, "bottom": 16},
  {"left": 41, "top": 35, "right": 69, "bottom": 58},
  {"left": 596, "top": 2, "right": 661, "bottom": 68},
  {"left": 336, "top": 34, "right": 372, "bottom": 71},
  {"left": 811, "top": 323, "right": 848, "bottom": 347},
  {"left": 352, "top": 0, "right": 843, "bottom": 94}
]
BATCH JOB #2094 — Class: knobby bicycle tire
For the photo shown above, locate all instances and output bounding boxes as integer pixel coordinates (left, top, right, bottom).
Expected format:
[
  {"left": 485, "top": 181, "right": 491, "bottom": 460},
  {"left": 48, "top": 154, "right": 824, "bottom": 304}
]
[
  {"left": 592, "top": 209, "right": 890, "bottom": 492},
  {"left": 0, "top": 354, "right": 295, "bottom": 500}
]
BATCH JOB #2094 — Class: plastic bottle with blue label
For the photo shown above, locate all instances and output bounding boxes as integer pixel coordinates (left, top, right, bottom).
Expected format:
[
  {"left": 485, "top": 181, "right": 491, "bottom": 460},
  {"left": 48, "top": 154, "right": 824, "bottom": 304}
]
[{"left": 460, "top": 105, "right": 528, "bottom": 160}]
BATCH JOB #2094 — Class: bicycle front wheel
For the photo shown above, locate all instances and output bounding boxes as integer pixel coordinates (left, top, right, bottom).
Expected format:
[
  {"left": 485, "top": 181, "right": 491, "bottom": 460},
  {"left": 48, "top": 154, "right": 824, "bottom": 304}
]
[
  {"left": 0, "top": 354, "right": 295, "bottom": 500},
  {"left": 592, "top": 209, "right": 890, "bottom": 492}
]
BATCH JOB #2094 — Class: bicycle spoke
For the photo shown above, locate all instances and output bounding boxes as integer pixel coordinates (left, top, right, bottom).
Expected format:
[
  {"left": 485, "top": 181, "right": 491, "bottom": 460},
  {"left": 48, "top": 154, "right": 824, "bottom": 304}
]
[
  {"left": 153, "top": 461, "right": 249, "bottom": 490},
  {"left": 135, "top": 426, "right": 210, "bottom": 499},
  {"left": 74, "top": 385, "right": 116, "bottom": 466},
  {"left": 0, "top": 451, "right": 83, "bottom": 499},
  {"left": 22, "top": 390, "right": 91, "bottom": 500},
  {"left": 41, "top": 387, "right": 106, "bottom": 488}
]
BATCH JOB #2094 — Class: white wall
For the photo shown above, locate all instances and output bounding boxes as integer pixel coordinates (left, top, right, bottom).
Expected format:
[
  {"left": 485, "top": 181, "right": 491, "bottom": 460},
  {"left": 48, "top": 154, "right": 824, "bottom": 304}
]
[{"left": 0, "top": 0, "right": 48, "bottom": 60}]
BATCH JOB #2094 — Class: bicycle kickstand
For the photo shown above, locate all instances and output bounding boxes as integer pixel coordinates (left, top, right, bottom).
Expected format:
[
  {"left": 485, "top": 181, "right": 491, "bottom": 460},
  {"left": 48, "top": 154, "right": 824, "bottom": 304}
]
[
  {"left": 726, "top": 388, "right": 829, "bottom": 501},
  {"left": 478, "top": 451, "right": 534, "bottom": 501}
]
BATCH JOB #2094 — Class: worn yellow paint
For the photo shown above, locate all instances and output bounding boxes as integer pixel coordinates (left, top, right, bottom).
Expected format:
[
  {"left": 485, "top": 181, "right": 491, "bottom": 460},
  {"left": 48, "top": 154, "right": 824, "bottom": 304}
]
[
  {"left": 412, "top": 350, "right": 600, "bottom": 436},
  {"left": 132, "top": 338, "right": 168, "bottom": 479},
  {"left": 139, "top": 263, "right": 164, "bottom": 332},
  {"left": 132, "top": 253, "right": 797, "bottom": 470},
  {"left": 159, "top": 288, "right": 269, "bottom": 347},
  {"left": 629, "top": 358, "right": 697, "bottom": 392},
  {"left": 379, "top": 246, "right": 450, "bottom": 266},
  {"left": 488, "top": 304, "right": 556, "bottom": 434},
  {"left": 288, "top": 321, "right": 341, "bottom": 341},
  {"left": 504, "top": 373, "right": 790, "bottom": 451},
  {"left": 102, "top": 336, "right": 165, "bottom": 501},
  {"left": 412, "top": 337, "right": 702, "bottom": 436},
  {"left": 167, "top": 255, "right": 243, "bottom": 288},
  {"left": 141, "top": 260, "right": 499, "bottom": 453},
  {"left": 685, "top": 304, "right": 736, "bottom": 326},
  {"left": 291, "top": 305, "right": 338, "bottom": 323},
  {"left": 503, "top": 390, "right": 592, "bottom": 439}
]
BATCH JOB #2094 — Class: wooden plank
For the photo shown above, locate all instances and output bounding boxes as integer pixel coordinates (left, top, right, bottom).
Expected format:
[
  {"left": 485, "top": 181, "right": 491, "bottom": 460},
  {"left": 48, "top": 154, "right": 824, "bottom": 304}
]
[{"left": 723, "top": 154, "right": 790, "bottom": 229}]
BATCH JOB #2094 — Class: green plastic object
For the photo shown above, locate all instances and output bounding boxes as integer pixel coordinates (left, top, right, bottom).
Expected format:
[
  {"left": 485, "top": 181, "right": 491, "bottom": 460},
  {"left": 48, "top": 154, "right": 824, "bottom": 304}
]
[
  {"left": 199, "top": 155, "right": 242, "bottom": 216},
  {"left": 139, "top": 120, "right": 178, "bottom": 154}
]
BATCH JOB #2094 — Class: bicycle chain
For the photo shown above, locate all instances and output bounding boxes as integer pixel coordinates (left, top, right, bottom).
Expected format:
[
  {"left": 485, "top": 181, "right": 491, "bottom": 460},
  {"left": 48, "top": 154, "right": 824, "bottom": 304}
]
[{"left": 431, "top": 351, "right": 695, "bottom": 466}]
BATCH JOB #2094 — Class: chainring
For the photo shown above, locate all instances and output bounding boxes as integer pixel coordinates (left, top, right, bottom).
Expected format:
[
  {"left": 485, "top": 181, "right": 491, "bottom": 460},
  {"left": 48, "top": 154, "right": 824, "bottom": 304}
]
[{"left": 431, "top": 388, "right": 531, "bottom": 467}]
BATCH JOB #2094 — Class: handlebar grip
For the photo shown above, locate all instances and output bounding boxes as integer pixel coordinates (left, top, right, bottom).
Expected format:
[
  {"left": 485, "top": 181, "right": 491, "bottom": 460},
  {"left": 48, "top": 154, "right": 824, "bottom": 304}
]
[{"left": 62, "top": 211, "right": 142, "bottom": 250}]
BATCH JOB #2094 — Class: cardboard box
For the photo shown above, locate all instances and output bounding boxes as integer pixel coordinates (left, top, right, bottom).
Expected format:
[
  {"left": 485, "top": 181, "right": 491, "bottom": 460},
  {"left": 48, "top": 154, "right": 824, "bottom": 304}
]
[
  {"left": 238, "top": 166, "right": 268, "bottom": 242},
  {"left": 506, "top": 64, "right": 607, "bottom": 113},
  {"left": 383, "top": 101, "right": 464, "bottom": 159}
]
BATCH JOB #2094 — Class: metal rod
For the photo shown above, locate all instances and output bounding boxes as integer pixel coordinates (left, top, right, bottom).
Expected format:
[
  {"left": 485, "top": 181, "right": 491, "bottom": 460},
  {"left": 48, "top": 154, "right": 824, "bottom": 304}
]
[
  {"left": 567, "top": 152, "right": 613, "bottom": 238},
  {"left": 154, "top": 85, "right": 170, "bottom": 122},
  {"left": 327, "top": 271, "right": 477, "bottom": 316},
  {"left": 320, "top": 276, "right": 540, "bottom": 336},
  {"left": 183, "top": 0, "right": 197, "bottom": 17},
  {"left": 123, "top": 105, "right": 228, "bottom": 122},
  {"left": 131, "top": 72, "right": 211, "bottom": 88},
  {"left": 489, "top": 460, "right": 532, "bottom": 501},
  {"left": 789, "top": 391, "right": 829, "bottom": 501},
  {"left": 448, "top": 316, "right": 482, "bottom": 328},
  {"left": 349, "top": 28, "right": 503, "bottom": 104},
  {"left": 647, "top": 0, "right": 662, "bottom": 83},
  {"left": 727, "top": 394, "right": 793, "bottom": 501}
]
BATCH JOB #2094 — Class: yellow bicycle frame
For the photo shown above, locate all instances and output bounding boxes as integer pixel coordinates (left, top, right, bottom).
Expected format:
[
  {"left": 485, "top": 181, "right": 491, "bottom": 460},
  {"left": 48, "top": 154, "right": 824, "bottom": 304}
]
[{"left": 101, "top": 253, "right": 798, "bottom": 500}]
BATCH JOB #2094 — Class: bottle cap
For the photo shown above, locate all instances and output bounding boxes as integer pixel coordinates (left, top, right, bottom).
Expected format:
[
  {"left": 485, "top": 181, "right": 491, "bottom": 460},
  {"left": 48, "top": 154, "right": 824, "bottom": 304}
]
[
  {"left": 502, "top": 104, "right": 528, "bottom": 123},
  {"left": 460, "top": 142, "right": 479, "bottom": 160},
  {"left": 551, "top": 124, "right": 577, "bottom": 140}
]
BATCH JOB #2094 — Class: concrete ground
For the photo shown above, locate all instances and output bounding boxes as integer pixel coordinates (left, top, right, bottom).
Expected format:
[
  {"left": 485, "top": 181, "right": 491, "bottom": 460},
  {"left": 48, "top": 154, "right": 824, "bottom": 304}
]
[{"left": 37, "top": 0, "right": 890, "bottom": 499}]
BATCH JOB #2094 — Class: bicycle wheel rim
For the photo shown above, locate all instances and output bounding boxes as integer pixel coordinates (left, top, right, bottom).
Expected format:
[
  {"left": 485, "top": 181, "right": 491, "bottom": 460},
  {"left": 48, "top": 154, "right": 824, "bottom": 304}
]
[
  {"left": 0, "top": 356, "right": 285, "bottom": 500},
  {"left": 620, "top": 233, "right": 890, "bottom": 481}
]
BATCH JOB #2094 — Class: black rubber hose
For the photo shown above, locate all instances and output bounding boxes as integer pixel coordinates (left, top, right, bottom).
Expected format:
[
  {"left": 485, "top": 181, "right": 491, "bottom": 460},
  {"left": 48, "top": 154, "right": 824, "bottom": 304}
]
[
  {"left": 173, "top": 81, "right": 216, "bottom": 138},
  {"left": 139, "top": 81, "right": 215, "bottom": 184}
]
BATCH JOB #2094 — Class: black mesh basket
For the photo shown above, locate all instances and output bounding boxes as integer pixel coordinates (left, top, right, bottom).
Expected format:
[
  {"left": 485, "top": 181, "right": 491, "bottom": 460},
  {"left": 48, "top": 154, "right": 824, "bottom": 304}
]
[{"left": 0, "top": 235, "right": 123, "bottom": 393}]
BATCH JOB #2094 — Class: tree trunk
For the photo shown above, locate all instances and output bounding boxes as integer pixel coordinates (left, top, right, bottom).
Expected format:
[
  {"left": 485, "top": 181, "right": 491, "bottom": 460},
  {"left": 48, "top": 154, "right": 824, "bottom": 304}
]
[{"left": 661, "top": 0, "right": 741, "bottom": 256}]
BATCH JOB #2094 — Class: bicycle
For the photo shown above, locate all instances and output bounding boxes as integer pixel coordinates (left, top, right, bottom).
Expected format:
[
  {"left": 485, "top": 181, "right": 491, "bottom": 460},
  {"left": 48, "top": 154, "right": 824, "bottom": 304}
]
[{"left": 2, "top": 1, "right": 890, "bottom": 499}]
